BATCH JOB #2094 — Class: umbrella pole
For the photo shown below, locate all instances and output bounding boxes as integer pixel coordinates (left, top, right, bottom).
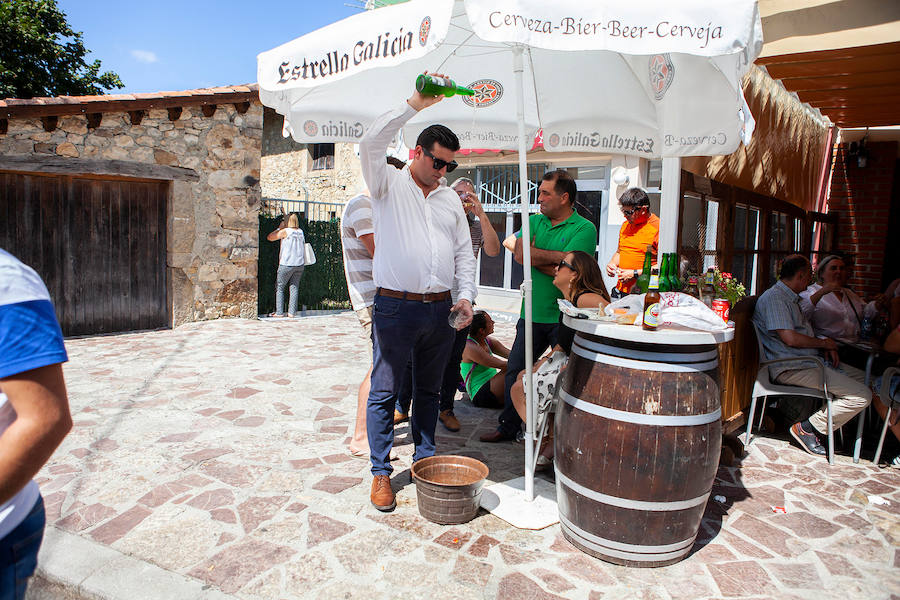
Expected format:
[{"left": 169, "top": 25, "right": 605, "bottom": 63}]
[
  {"left": 512, "top": 45, "right": 535, "bottom": 502},
  {"left": 658, "top": 157, "right": 681, "bottom": 254}
]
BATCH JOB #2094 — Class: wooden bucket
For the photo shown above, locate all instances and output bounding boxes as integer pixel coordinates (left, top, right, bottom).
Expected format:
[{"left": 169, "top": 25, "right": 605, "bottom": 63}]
[
  {"left": 556, "top": 329, "right": 722, "bottom": 567},
  {"left": 412, "top": 455, "right": 489, "bottom": 525}
]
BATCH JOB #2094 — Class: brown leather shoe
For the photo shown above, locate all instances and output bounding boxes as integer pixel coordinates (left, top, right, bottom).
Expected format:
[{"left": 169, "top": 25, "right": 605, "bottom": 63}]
[
  {"left": 439, "top": 409, "right": 461, "bottom": 432},
  {"left": 393, "top": 410, "right": 409, "bottom": 425},
  {"left": 370, "top": 475, "right": 396, "bottom": 511},
  {"left": 479, "top": 429, "right": 517, "bottom": 443}
]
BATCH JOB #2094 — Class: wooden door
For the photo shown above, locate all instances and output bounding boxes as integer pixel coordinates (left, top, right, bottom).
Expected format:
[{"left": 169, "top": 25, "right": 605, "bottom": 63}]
[{"left": 0, "top": 172, "right": 168, "bottom": 336}]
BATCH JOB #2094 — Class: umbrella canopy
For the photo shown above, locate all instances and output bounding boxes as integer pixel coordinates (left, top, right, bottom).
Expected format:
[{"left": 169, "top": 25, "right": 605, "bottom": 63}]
[{"left": 258, "top": 0, "right": 762, "bottom": 156}]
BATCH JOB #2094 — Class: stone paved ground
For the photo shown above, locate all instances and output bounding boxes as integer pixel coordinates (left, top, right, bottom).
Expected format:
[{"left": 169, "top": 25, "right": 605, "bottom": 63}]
[{"left": 26, "top": 314, "right": 900, "bottom": 600}]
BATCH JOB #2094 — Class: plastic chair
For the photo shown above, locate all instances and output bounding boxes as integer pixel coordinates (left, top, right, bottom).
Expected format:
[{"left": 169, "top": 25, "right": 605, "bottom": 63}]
[
  {"left": 746, "top": 321, "right": 837, "bottom": 465},
  {"left": 874, "top": 367, "right": 900, "bottom": 466}
]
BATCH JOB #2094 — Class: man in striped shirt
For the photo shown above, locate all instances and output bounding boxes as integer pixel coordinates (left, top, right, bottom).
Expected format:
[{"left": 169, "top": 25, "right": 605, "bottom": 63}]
[{"left": 344, "top": 158, "right": 405, "bottom": 458}]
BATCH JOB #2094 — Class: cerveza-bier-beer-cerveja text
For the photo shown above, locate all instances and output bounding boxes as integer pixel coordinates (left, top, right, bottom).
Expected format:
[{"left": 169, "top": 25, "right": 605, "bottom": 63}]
[{"left": 415, "top": 75, "right": 475, "bottom": 97}]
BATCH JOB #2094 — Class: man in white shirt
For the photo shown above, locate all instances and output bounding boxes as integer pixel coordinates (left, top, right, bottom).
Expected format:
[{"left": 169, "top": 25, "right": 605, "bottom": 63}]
[{"left": 359, "top": 79, "right": 476, "bottom": 512}]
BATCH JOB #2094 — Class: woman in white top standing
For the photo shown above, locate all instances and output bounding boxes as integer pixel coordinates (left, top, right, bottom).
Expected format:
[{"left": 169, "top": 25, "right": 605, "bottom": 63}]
[
  {"left": 266, "top": 213, "right": 306, "bottom": 317},
  {"left": 800, "top": 255, "right": 865, "bottom": 341}
]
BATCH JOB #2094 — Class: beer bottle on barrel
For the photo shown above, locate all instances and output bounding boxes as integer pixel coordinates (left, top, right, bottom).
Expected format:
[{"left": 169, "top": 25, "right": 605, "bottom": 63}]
[
  {"left": 668, "top": 252, "right": 682, "bottom": 291},
  {"left": 700, "top": 267, "right": 716, "bottom": 308},
  {"left": 415, "top": 74, "right": 475, "bottom": 97},
  {"left": 636, "top": 245, "right": 653, "bottom": 293},
  {"left": 658, "top": 254, "right": 671, "bottom": 292},
  {"left": 642, "top": 268, "right": 661, "bottom": 331}
]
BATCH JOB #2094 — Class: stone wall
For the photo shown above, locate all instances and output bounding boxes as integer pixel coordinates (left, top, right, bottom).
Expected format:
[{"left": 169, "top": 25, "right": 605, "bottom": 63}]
[
  {"left": 260, "top": 108, "right": 364, "bottom": 206},
  {"left": 1, "top": 102, "right": 263, "bottom": 326}
]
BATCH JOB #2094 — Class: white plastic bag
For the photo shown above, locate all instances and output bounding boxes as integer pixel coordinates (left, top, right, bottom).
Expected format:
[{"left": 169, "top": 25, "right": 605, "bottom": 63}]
[{"left": 605, "top": 292, "right": 729, "bottom": 332}]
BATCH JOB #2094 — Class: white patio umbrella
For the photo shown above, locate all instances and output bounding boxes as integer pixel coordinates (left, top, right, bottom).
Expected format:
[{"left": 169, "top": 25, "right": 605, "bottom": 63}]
[{"left": 258, "top": 0, "right": 762, "bottom": 507}]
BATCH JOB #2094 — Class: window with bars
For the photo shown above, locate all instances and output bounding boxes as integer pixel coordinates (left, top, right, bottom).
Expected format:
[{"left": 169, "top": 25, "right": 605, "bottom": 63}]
[
  {"left": 309, "top": 143, "right": 335, "bottom": 171},
  {"left": 678, "top": 192, "right": 720, "bottom": 280},
  {"left": 731, "top": 204, "right": 760, "bottom": 295}
]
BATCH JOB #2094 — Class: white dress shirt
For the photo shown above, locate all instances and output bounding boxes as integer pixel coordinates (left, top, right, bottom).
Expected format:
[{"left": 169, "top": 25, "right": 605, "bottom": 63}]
[
  {"left": 799, "top": 283, "right": 865, "bottom": 340},
  {"left": 359, "top": 102, "right": 476, "bottom": 303}
]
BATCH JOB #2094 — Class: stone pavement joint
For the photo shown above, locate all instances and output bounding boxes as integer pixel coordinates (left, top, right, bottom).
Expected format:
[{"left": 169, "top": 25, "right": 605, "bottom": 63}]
[{"left": 23, "top": 314, "right": 900, "bottom": 600}]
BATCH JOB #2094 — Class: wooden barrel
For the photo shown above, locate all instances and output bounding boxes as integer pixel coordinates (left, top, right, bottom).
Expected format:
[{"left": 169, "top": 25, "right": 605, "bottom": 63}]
[{"left": 556, "top": 326, "right": 722, "bottom": 568}]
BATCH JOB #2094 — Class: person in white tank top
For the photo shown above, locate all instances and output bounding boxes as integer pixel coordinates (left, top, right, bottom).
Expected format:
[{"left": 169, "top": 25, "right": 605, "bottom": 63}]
[{"left": 266, "top": 213, "right": 306, "bottom": 317}]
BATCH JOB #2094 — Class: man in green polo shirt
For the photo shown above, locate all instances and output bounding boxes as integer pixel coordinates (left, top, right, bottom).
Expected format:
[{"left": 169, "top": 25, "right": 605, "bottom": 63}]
[{"left": 480, "top": 169, "right": 597, "bottom": 442}]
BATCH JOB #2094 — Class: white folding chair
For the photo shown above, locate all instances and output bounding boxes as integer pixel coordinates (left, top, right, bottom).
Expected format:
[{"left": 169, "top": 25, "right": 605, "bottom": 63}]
[
  {"left": 874, "top": 367, "right": 900, "bottom": 466},
  {"left": 746, "top": 322, "right": 837, "bottom": 465}
]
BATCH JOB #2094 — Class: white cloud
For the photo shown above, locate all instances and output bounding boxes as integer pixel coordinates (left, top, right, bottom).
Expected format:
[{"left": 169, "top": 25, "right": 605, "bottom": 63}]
[{"left": 130, "top": 50, "right": 158, "bottom": 64}]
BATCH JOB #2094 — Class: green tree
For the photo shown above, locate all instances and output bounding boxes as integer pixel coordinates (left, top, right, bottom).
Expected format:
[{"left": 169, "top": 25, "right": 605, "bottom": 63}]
[{"left": 0, "top": 0, "right": 124, "bottom": 99}]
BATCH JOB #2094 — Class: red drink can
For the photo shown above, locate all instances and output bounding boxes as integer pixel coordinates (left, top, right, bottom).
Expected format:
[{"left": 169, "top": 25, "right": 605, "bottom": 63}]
[{"left": 712, "top": 299, "right": 730, "bottom": 322}]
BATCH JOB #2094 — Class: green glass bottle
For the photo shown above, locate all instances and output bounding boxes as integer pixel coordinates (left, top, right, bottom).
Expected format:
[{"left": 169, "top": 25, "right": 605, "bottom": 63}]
[
  {"left": 659, "top": 253, "right": 671, "bottom": 292},
  {"left": 636, "top": 245, "right": 653, "bottom": 294},
  {"left": 415, "top": 74, "right": 475, "bottom": 97},
  {"left": 668, "top": 252, "right": 682, "bottom": 291}
]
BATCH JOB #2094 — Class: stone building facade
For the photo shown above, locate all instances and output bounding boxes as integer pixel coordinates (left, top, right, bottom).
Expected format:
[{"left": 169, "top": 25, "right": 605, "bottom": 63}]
[
  {"left": 261, "top": 108, "right": 364, "bottom": 207},
  {"left": 0, "top": 86, "right": 263, "bottom": 331}
]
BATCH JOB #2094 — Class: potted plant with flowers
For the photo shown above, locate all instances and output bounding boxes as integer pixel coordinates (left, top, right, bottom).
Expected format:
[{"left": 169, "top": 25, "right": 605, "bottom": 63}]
[{"left": 711, "top": 269, "right": 747, "bottom": 321}]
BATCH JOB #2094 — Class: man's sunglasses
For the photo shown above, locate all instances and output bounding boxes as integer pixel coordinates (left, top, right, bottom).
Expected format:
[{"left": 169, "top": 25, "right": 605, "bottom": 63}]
[
  {"left": 558, "top": 259, "right": 576, "bottom": 272},
  {"left": 621, "top": 205, "right": 647, "bottom": 217},
  {"left": 422, "top": 147, "right": 458, "bottom": 173}
]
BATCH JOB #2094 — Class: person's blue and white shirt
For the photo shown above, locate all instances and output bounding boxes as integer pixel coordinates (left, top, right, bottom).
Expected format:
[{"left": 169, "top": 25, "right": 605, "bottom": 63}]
[{"left": 0, "top": 249, "right": 68, "bottom": 540}]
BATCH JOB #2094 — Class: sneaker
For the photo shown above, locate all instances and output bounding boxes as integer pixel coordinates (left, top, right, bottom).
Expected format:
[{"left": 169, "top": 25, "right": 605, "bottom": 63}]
[
  {"left": 789, "top": 422, "right": 827, "bottom": 456},
  {"left": 439, "top": 409, "right": 461, "bottom": 432},
  {"left": 393, "top": 410, "right": 409, "bottom": 425}
]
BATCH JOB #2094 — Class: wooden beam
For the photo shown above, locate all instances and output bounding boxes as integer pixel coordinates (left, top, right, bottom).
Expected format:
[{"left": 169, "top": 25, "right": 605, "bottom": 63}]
[
  {"left": 41, "top": 116, "right": 58, "bottom": 132},
  {"left": 233, "top": 101, "right": 250, "bottom": 114},
  {"left": 0, "top": 155, "right": 200, "bottom": 182},
  {"left": 1, "top": 91, "right": 257, "bottom": 119},
  {"left": 764, "top": 54, "right": 900, "bottom": 80},
  {"left": 167, "top": 107, "right": 182, "bottom": 121},
  {"left": 201, "top": 104, "right": 217, "bottom": 117},
  {"left": 756, "top": 41, "right": 900, "bottom": 66},
  {"left": 128, "top": 110, "right": 145, "bottom": 125},
  {"left": 86, "top": 113, "right": 102, "bottom": 129}
]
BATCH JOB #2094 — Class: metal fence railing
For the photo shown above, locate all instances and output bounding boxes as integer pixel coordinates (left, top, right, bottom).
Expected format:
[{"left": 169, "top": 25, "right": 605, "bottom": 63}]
[{"left": 262, "top": 198, "right": 345, "bottom": 222}]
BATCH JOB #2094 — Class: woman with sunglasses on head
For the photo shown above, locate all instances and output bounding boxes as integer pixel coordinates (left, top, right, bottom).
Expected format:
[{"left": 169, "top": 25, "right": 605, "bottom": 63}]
[{"left": 509, "top": 250, "right": 610, "bottom": 468}]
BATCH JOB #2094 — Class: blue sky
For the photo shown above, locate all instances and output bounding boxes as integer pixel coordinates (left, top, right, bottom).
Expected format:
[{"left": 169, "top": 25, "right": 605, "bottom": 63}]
[{"left": 58, "top": 0, "right": 365, "bottom": 93}]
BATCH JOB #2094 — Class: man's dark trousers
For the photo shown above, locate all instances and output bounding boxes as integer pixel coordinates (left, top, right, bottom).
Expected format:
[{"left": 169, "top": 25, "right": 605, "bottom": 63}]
[
  {"left": 367, "top": 294, "right": 455, "bottom": 475},
  {"left": 496, "top": 319, "right": 558, "bottom": 438},
  {"left": 397, "top": 324, "right": 470, "bottom": 416}
]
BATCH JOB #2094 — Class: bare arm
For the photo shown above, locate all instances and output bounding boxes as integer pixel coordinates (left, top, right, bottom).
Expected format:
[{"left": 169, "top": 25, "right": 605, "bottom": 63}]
[
  {"left": 266, "top": 222, "right": 287, "bottom": 242},
  {"left": 512, "top": 237, "right": 566, "bottom": 267},
  {"left": 605, "top": 251, "right": 620, "bottom": 277},
  {"left": 487, "top": 336, "right": 511, "bottom": 359},
  {"left": 0, "top": 364, "right": 72, "bottom": 505},
  {"left": 462, "top": 341, "right": 508, "bottom": 369},
  {"left": 359, "top": 233, "right": 375, "bottom": 257},
  {"left": 468, "top": 195, "right": 500, "bottom": 257}
]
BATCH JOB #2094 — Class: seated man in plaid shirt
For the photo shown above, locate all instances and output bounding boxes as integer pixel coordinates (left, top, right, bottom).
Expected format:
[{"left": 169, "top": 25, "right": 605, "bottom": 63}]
[{"left": 752, "top": 254, "right": 870, "bottom": 457}]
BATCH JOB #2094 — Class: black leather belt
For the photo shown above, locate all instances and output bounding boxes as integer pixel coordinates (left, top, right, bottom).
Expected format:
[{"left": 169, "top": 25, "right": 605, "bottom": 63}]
[{"left": 377, "top": 288, "right": 451, "bottom": 303}]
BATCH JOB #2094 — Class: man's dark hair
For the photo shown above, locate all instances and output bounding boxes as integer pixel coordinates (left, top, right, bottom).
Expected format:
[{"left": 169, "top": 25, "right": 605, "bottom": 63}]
[
  {"left": 779, "top": 254, "right": 810, "bottom": 280},
  {"left": 542, "top": 169, "right": 577, "bottom": 206},
  {"left": 618, "top": 187, "right": 651, "bottom": 208},
  {"left": 386, "top": 156, "right": 406, "bottom": 170},
  {"left": 416, "top": 124, "right": 460, "bottom": 152}
]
